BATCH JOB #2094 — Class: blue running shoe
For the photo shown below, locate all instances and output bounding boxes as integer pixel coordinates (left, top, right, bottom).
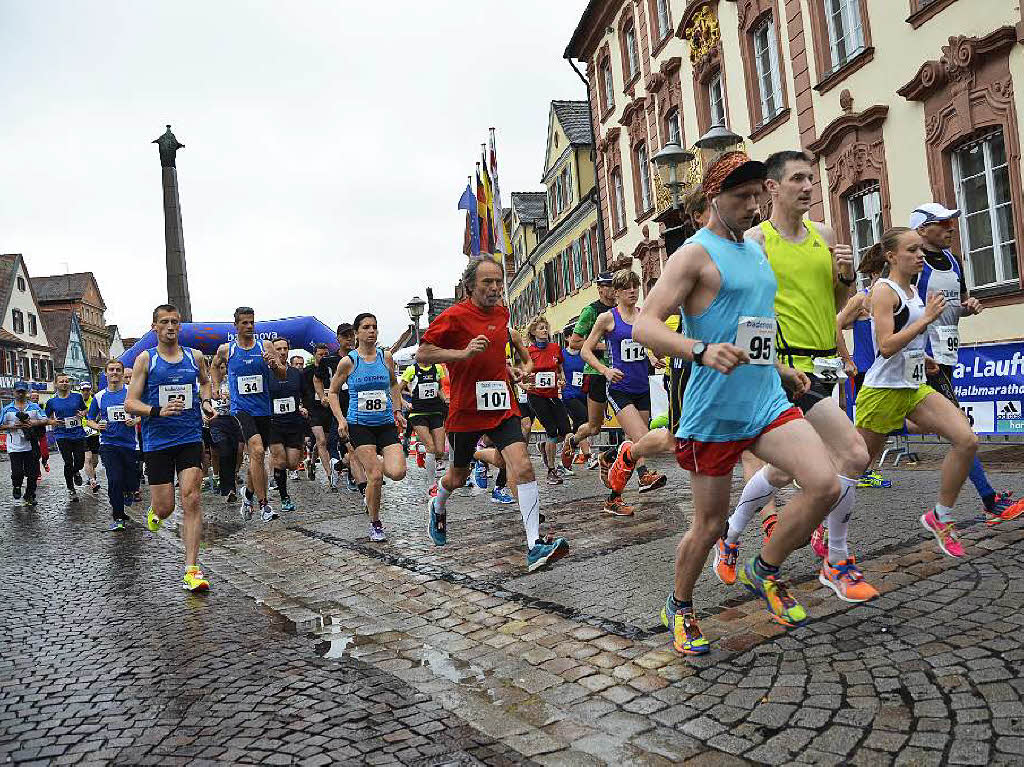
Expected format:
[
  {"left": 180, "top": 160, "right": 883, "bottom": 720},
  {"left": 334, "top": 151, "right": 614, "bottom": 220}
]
[
  {"left": 110, "top": 519, "right": 127, "bottom": 532},
  {"left": 473, "top": 460, "right": 489, "bottom": 490},
  {"left": 427, "top": 496, "right": 447, "bottom": 546},
  {"left": 281, "top": 497, "right": 296, "bottom": 512},
  {"left": 527, "top": 537, "right": 569, "bottom": 572},
  {"left": 123, "top": 492, "right": 134, "bottom": 508},
  {"left": 491, "top": 486, "right": 515, "bottom": 504}
]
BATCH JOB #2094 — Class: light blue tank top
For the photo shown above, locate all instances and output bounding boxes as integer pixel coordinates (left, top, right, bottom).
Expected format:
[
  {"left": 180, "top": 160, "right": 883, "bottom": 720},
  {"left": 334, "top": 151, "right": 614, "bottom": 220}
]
[
  {"left": 142, "top": 348, "right": 202, "bottom": 452},
  {"left": 607, "top": 307, "right": 649, "bottom": 395},
  {"left": 227, "top": 341, "right": 271, "bottom": 416},
  {"left": 345, "top": 349, "right": 393, "bottom": 426},
  {"left": 676, "top": 228, "right": 792, "bottom": 442}
]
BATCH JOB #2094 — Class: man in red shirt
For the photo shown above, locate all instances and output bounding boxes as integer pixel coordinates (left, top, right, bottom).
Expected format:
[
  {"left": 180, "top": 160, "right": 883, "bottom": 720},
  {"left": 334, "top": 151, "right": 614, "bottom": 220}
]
[{"left": 418, "top": 258, "right": 569, "bottom": 572}]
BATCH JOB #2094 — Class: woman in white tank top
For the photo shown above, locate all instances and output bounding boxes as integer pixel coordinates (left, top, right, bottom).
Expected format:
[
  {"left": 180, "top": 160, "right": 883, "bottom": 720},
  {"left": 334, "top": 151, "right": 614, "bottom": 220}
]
[{"left": 853, "top": 227, "right": 978, "bottom": 560}]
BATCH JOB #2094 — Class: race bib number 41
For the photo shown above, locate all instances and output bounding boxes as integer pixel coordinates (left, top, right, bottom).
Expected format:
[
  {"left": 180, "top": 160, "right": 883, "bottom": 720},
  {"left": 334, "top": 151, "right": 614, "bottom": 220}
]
[
  {"left": 237, "top": 375, "right": 264, "bottom": 395},
  {"left": 357, "top": 390, "right": 387, "bottom": 412},
  {"left": 735, "top": 316, "right": 776, "bottom": 365},
  {"left": 620, "top": 339, "right": 646, "bottom": 363},
  {"left": 476, "top": 381, "right": 510, "bottom": 411},
  {"left": 903, "top": 349, "right": 926, "bottom": 387}
]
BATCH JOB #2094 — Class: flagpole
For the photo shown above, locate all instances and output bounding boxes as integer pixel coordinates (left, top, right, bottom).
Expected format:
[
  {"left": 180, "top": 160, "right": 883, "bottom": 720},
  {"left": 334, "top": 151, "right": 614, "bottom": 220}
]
[{"left": 488, "top": 128, "right": 514, "bottom": 329}]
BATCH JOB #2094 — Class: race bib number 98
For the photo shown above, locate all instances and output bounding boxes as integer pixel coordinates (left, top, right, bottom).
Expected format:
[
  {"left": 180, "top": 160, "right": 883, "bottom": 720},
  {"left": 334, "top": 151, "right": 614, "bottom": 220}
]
[
  {"left": 620, "top": 339, "right": 646, "bottom": 363},
  {"left": 476, "top": 381, "right": 510, "bottom": 411},
  {"left": 735, "top": 316, "right": 776, "bottom": 365},
  {"left": 237, "top": 375, "right": 264, "bottom": 395},
  {"left": 357, "top": 390, "right": 387, "bottom": 412},
  {"left": 933, "top": 325, "right": 960, "bottom": 366}
]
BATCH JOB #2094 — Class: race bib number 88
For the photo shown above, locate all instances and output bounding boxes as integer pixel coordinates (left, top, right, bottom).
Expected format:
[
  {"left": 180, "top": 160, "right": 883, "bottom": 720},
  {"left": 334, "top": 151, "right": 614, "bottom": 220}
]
[
  {"left": 476, "top": 381, "right": 509, "bottom": 411},
  {"left": 735, "top": 316, "right": 776, "bottom": 365},
  {"left": 357, "top": 390, "right": 387, "bottom": 412}
]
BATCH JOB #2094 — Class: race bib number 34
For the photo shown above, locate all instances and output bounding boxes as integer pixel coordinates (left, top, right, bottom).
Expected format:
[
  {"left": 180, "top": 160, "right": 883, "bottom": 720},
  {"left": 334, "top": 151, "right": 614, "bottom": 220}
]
[
  {"left": 476, "top": 381, "right": 510, "bottom": 411},
  {"left": 735, "top": 316, "right": 776, "bottom": 365},
  {"left": 237, "top": 375, "right": 264, "bottom": 395},
  {"left": 620, "top": 339, "right": 646, "bottom": 363},
  {"left": 357, "top": 390, "right": 387, "bottom": 412}
]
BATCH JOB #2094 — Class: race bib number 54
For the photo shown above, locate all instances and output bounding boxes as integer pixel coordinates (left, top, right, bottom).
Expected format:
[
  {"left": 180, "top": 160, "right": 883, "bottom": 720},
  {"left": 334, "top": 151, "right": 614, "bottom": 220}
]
[
  {"left": 476, "top": 381, "right": 510, "bottom": 411},
  {"left": 735, "top": 316, "right": 776, "bottom": 365}
]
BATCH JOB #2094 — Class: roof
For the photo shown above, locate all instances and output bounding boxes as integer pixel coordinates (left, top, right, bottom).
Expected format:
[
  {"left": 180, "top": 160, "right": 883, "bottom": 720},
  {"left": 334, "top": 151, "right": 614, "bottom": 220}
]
[
  {"left": 551, "top": 100, "right": 593, "bottom": 145},
  {"left": 30, "top": 272, "right": 106, "bottom": 309},
  {"left": 427, "top": 296, "right": 457, "bottom": 324},
  {"left": 122, "top": 337, "right": 141, "bottom": 349},
  {"left": 511, "top": 192, "right": 548, "bottom": 225},
  {"left": 40, "top": 310, "right": 74, "bottom": 369},
  {"left": 0, "top": 254, "right": 55, "bottom": 351},
  {"left": 564, "top": 1, "right": 601, "bottom": 59}
]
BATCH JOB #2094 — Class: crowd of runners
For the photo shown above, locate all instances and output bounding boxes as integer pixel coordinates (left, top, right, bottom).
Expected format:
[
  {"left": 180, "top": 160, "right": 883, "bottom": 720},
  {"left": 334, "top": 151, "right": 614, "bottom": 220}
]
[{"left": 3, "top": 148, "right": 1023, "bottom": 656}]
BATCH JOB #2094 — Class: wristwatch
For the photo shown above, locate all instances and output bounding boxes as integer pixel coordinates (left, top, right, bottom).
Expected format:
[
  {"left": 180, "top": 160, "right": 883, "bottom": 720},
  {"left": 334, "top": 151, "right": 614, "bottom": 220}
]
[{"left": 691, "top": 341, "right": 707, "bottom": 366}]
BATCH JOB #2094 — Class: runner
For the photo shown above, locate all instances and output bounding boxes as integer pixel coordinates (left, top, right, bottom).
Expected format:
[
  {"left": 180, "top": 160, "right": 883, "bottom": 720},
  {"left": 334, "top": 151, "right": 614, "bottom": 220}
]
[
  {"left": 559, "top": 322, "right": 593, "bottom": 467},
  {"left": 633, "top": 151, "right": 839, "bottom": 653},
  {"left": 714, "top": 150, "right": 877, "bottom": 604},
  {"left": 317, "top": 323, "right": 367, "bottom": 493},
  {"left": 1, "top": 380, "right": 46, "bottom": 506},
  {"left": 524, "top": 317, "right": 572, "bottom": 486},
  {"left": 125, "top": 303, "right": 215, "bottom": 591},
  {"left": 123, "top": 366, "right": 145, "bottom": 498},
  {"left": 208, "top": 358, "right": 244, "bottom": 503},
  {"left": 212, "top": 306, "right": 288, "bottom": 522},
  {"left": 27, "top": 390, "right": 50, "bottom": 480},
  {"left": 44, "top": 373, "right": 89, "bottom": 502},
  {"left": 288, "top": 352, "right": 309, "bottom": 481},
  {"left": 268, "top": 338, "right": 310, "bottom": 512},
  {"left": 559, "top": 272, "right": 617, "bottom": 469},
  {"left": 910, "top": 202, "right": 1020, "bottom": 522},
  {"left": 79, "top": 382, "right": 102, "bottom": 494},
  {"left": 328, "top": 312, "right": 407, "bottom": 541},
  {"left": 419, "top": 257, "right": 568, "bottom": 571},
  {"left": 399, "top": 358, "right": 449, "bottom": 496},
  {"left": 85, "top": 360, "right": 140, "bottom": 530},
  {"left": 304, "top": 343, "right": 335, "bottom": 485},
  {"left": 854, "top": 227, "right": 980, "bottom": 557}
]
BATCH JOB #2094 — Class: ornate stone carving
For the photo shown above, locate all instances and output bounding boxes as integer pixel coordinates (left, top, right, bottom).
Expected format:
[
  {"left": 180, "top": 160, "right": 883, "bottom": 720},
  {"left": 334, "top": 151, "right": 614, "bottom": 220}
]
[
  {"left": 840, "top": 89, "right": 853, "bottom": 114},
  {"left": 683, "top": 6, "right": 720, "bottom": 66},
  {"left": 898, "top": 27, "right": 1016, "bottom": 102}
]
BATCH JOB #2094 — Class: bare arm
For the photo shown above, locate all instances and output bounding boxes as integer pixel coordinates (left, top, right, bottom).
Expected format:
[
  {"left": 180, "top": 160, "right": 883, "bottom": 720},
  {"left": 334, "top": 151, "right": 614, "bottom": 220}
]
[
  {"left": 263, "top": 340, "right": 288, "bottom": 380},
  {"left": 813, "top": 221, "right": 854, "bottom": 310},
  {"left": 327, "top": 357, "right": 353, "bottom": 427},
  {"left": 837, "top": 291, "right": 867, "bottom": 330},
  {"left": 581, "top": 312, "right": 614, "bottom": 375},
  {"left": 872, "top": 284, "right": 944, "bottom": 358},
  {"left": 417, "top": 342, "right": 467, "bottom": 365},
  {"left": 211, "top": 344, "right": 228, "bottom": 393},
  {"left": 195, "top": 349, "right": 213, "bottom": 415},
  {"left": 125, "top": 352, "right": 152, "bottom": 417},
  {"left": 385, "top": 352, "right": 406, "bottom": 431},
  {"left": 508, "top": 330, "right": 533, "bottom": 379}
]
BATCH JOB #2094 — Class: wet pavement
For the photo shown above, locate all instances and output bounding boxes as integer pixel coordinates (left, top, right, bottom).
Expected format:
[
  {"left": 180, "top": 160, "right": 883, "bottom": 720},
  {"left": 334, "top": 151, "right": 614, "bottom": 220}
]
[{"left": 2, "top": 442, "right": 1023, "bottom": 765}]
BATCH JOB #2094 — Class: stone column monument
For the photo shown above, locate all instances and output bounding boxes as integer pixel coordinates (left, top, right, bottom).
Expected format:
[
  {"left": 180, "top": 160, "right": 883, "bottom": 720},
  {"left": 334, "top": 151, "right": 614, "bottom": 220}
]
[{"left": 152, "top": 125, "right": 193, "bottom": 322}]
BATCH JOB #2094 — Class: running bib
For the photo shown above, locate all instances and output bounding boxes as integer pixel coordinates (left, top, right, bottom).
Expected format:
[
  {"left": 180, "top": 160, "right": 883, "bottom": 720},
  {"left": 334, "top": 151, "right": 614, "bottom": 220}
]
[
  {"left": 476, "top": 381, "right": 510, "bottom": 411},
  {"left": 933, "top": 325, "right": 960, "bottom": 365},
  {"left": 903, "top": 349, "right": 926, "bottom": 387},
  {"left": 106, "top": 405, "right": 128, "bottom": 423},
  {"left": 63, "top": 417, "right": 81, "bottom": 429},
  {"left": 812, "top": 357, "right": 847, "bottom": 382},
  {"left": 273, "top": 397, "right": 296, "bottom": 414},
  {"left": 417, "top": 382, "right": 439, "bottom": 400},
  {"left": 620, "top": 339, "right": 646, "bottom": 363},
  {"left": 535, "top": 372, "right": 556, "bottom": 388},
  {"left": 357, "top": 390, "right": 387, "bottom": 412},
  {"left": 571, "top": 371, "right": 583, "bottom": 387},
  {"left": 158, "top": 384, "right": 193, "bottom": 410},
  {"left": 237, "top": 375, "right": 264, "bottom": 395},
  {"left": 517, "top": 389, "right": 528, "bottom": 404},
  {"left": 735, "top": 316, "right": 776, "bottom": 365}
]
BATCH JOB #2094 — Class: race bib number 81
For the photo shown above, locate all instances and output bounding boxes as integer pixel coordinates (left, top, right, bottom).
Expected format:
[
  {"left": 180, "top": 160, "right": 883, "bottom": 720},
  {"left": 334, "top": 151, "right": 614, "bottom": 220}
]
[
  {"left": 735, "top": 316, "right": 776, "bottom": 365},
  {"left": 273, "top": 397, "right": 296, "bottom": 414},
  {"left": 476, "top": 381, "right": 509, "bottom": 411}
]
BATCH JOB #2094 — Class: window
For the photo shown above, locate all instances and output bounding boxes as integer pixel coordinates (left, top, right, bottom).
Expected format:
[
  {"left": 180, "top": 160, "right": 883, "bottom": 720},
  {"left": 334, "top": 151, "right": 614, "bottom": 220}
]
[
  {"left": 11, "top": 309, "right": 24, "bottom": 334},
  {"left": 562, "top": 250, "right": 573, "bottom": 295},
  {"left": 708, "top": 72, "right": 726, "bottom": 127},
  {"left": 28, "top": 313, "right": 37, "bottom": 336},
  {"left": 824, "top": 0, "right": 865, "bottom": 73},
  {"left": 30, "top": 358, "right": 38, "bottom": 381},
  {"left": 572, "top": 240, "right": 584, "bottom": 287},
  {"left": 752, "top": 16, "right": 784, "bottom": 124},
  {"left": 601, "top": 57, "right": 615, "bottom": 113},
  {"left": 847, "top": 185, "right": 882, "bottom": 291},
  {"left": 666, "top": 108, "right": 682, "bottom": 147},
  {"left": 636, "top": 143, "right": 653, "bottom": 212},
  {"left": 654, "top": 0, "right": 671, "bottom": 41},
  {"left": 563, "top": 165, "right": 573, "bottom": 206},
  {"left": 952, "top": 130, "right": 1018, "bottom": 289},
  {"left": 544, "top": 261, "right": 558, "bottom": 305},
  {"left": 16, "top": 276, "right": 25, "bottom": 291},
  {"left": 623, "top": 22, "right": 639, "bottom": 82},
  {"left": 18, "top": 357, "right": 27, "bottom": 379},
  {"left": 611, "top": 169, "right": 626, "bottom": 232}
]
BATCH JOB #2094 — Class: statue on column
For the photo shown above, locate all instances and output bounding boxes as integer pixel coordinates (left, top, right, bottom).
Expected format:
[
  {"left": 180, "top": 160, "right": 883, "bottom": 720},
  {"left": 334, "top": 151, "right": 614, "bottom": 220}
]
[{"left": 153, "top": 125, "right": 184, "bottom": 168}]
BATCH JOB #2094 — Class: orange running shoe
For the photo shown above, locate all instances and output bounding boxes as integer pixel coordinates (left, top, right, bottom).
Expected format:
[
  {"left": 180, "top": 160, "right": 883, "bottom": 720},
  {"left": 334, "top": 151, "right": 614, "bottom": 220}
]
[
  {"left": 712, "top": 537, "right": 739, "bottom": 584},
  {"left": 818, "top": 557, "right": 879, "bottom": 602},
  {"left": 607, "top": 442, "right": 635, "bottom": 495},
  {"left": 603, "top": 495, "right": 635, "bottom": 517}
]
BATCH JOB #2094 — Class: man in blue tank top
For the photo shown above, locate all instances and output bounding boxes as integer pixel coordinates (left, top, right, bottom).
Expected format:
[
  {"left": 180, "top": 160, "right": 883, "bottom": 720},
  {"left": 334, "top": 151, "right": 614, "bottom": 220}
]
[
  {"left": 86, "top": 359, "right": 140, "bottom": 530},
  {"left": 634, "top": 152, "right": 840, "bottom": 655},
  {"left": 44, "top": 372, "right": 89, "bottom": 502},
  {"left": 126, "top": 304, "right": 215, "bottom": 592},
  {"left": 212, "top": 307, "right": 288, "bottom": 523}
]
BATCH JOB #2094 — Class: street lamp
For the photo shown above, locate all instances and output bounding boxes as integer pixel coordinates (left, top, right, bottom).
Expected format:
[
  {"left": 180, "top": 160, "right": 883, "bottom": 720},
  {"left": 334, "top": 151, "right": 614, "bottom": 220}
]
[
  {"left": 651, "top": 142, "right": 695, "bottom": 256},
  {"left": 405, "top": 295, "right": 426, "bottom": 345},
  {"left": 695, "top": 122, "right": 743, "bottom": 156}
]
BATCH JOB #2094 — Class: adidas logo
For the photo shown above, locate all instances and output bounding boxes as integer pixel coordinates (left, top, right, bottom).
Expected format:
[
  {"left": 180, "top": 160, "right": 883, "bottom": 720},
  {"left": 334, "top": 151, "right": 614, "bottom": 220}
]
[{"left": 998, "top": 400, "right": 1021, "bottom": 418}]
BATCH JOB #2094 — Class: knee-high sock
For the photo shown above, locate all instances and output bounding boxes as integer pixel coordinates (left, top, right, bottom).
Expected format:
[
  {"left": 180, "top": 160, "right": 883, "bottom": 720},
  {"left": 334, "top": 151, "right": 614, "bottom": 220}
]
[
  {"left": 826, "top": 476, "right": 857, "bottom": 564},
  {"left": 436, "top": 477, "right": 452, "bottom": 512},
  {"left": 967, "top": 457, "right": 994, "bottom": 502},
  {"left": 274, "top": 468, "right": 288, "bottom": 501},
  {"left": 424, "top": 453, "right": 436, "bottom": 491},
  {"left": 496, "top": 466, "right": 507, "bottom": 489},
  {"left": 726, "top": 466, "right": 781, "bottom": 544},
  {"left": 518, "top": 480, "right": 540, "bottom": 545}
]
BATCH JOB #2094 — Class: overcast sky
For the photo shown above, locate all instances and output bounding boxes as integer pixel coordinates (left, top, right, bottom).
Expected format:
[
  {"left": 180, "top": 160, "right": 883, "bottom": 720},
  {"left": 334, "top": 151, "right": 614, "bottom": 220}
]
[{"left": 0, "top": 1, "right": 589, "bottom": 343}]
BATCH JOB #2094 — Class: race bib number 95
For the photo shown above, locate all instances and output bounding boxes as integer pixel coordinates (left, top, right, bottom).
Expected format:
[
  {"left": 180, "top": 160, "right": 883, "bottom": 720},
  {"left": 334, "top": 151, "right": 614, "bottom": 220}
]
[{"left": 735, "top": 316, "right": 776, "bottom": 365}]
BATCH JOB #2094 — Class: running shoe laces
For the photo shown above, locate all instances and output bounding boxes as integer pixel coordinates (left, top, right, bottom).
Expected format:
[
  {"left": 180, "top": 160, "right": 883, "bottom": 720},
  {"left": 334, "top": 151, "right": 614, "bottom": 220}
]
[{"left": 833, "top": 559, "right": 865, "bottom": 585}]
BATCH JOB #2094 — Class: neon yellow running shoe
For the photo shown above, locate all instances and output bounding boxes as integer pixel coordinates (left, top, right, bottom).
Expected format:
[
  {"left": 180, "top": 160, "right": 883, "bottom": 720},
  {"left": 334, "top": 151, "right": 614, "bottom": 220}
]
[
  {"left": 738, "top": 558, "right": 807, "bottom": 627},
  {"left": 146, "top": 507, "right": 163, "bottom": 532},
  {"left": 182, "top": 567, "right": 210, "bottom": 592},
  {"left": 660, "top": 596, "right": 709, "bottom": 655}
]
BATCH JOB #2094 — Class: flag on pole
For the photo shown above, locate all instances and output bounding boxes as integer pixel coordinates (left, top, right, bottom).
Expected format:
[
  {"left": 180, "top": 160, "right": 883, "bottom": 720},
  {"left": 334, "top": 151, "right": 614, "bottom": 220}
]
[
  {"left": 476, "top": 163, "right": 492, "bottom": 256},
  {"left": 458, "top": 179, "right": 480, "bottom": 256},
  {"left": 488, "top": 129, "right": 510, "bottom": 256},
  {"left": 480, "top": 147, "right": 497, "bottom": 258}
]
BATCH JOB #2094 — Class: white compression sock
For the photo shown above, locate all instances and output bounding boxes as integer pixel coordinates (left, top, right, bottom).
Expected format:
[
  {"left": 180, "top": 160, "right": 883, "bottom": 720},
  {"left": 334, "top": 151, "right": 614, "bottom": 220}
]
[
  {"left": 934, "top": 503, "right": 954, "bottom": 524},
  {"left": 826, "top": 475, "right": 857, "bottom": 564},
  {"left": 726, "top": 466, "right": 781, "bottom": 544},
  {"left": 424, "top": 453, "right": 436, "bottom": 492},
  {"left": 518, "top": 480, "right": 540, "bottom": 545},
  {"left": 436, "top": 478, "right": 452, "bottom": 512}
]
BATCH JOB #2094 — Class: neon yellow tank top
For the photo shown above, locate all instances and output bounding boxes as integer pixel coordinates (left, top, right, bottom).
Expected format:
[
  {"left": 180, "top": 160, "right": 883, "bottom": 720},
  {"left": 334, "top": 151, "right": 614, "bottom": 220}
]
[{"left": 760, "top": 220, "right": 837, "bottom": 373}]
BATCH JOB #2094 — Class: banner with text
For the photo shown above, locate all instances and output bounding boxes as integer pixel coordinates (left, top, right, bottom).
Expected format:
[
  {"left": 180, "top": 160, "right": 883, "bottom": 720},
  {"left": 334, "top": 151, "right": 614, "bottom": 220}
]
[{"left": 952, "top": 340, "right": 1024, "bottom": 435}]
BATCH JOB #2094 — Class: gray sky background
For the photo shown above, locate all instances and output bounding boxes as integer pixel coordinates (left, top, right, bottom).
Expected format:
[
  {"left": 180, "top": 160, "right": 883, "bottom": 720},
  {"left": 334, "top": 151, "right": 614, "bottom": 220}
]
[{"left": 0, "top": 1, "right": 589, "bottom": 344}]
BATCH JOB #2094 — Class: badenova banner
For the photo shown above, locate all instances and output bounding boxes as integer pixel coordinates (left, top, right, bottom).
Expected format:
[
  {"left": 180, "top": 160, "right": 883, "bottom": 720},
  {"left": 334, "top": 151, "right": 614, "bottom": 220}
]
[{"left": 952, "top": 340, "right": 1024, "bottom": 435}]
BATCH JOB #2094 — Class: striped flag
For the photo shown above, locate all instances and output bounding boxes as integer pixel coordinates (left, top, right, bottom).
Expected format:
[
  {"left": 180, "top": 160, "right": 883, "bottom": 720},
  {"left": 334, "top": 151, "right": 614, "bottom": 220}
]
[{"left": 488, "top": 129, "right": 510, "bottom": 256}]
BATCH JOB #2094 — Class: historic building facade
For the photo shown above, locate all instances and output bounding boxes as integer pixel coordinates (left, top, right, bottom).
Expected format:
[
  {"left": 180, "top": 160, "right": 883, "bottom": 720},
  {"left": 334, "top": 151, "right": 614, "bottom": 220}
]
[
  {"left": 566, "top": 0, "right": 1024, "bottom": 343},
  {"left": 31, "top": 272, "right": 110, "bottom": 385}
]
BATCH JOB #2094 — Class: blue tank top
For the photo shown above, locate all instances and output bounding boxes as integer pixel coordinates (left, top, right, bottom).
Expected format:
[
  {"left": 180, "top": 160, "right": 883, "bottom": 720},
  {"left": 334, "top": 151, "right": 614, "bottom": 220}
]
[
  {"left": 676, "top": 228, "right": 791, "bottom": 441},
  {"left": 227, "top": 341, "right": 271, "bottom": 416},
  {"left": 852, "top": 288, "right": 874, "bottom": 372},
  {"left": 345, "top": 349, "right": 393, "bottom": 426},
  {"left": 142, "top": 348, "right": 202, "bottom": 452},
  {"left": 46, "top": 392, "right": 88, "bottom": 440},
  {"left": 88, "top": 388, "right": 138, "bottom": 450},
  {"left": 561, "top": 349, "right": 586, "bottom": 401},
  {"left": 607, "top": 307, "right": 649, "bottom": 395}
]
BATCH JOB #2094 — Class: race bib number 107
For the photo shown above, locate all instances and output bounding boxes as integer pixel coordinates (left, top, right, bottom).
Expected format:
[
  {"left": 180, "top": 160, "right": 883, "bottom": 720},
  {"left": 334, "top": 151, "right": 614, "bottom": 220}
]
[{"left": 476, "top": 381, "right": 510, "bottom": 411}]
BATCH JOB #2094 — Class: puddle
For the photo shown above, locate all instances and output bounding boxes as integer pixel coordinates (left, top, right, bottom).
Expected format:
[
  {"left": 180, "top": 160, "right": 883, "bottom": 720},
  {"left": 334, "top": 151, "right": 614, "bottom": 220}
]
[
  {"left": 314, "top": 617, "right": 374, "bottom": 658},
  {"left": 418, "top": 647, "right": 486, "bottom": 685}
]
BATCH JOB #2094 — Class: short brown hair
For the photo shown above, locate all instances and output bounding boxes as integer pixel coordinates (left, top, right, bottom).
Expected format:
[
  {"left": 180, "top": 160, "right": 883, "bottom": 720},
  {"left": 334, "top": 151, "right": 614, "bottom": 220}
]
[
  {"left": 612, "top": 268, "right": 640, "bottom": 290},
  {"left": 105, "top": 359, "right": 125, "bottom": 372},
  {"left": 526, "top": 316, "right": 549, "bottom": 341},
  {"left": 152, "top": 304, "right": 179, "bottom": 323}
]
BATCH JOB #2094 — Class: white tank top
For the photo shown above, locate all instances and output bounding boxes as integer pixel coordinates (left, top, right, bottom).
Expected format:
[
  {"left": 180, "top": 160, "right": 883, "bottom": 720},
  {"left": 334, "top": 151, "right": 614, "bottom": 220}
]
[{"left": 863, "top": 278, "right": 928, "bottom": 390}]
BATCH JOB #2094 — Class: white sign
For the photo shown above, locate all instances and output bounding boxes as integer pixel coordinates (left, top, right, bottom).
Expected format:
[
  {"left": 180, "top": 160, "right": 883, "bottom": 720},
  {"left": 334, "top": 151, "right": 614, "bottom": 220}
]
[
  {"left": 735, "top": 316, "right": 776, "bottom": 365},
  {"left": 476, "top": 380, "right": 510, "bottom": 411}
]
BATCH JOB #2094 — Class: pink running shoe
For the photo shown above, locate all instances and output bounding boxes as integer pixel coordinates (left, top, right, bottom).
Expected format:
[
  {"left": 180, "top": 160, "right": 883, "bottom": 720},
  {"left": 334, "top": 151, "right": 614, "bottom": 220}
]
[
  {"left": 920, "top": 510, "right": 965, "bottom": 558},
  {"left": 810, "top": 524, "right": 828, "bottom": 559}
]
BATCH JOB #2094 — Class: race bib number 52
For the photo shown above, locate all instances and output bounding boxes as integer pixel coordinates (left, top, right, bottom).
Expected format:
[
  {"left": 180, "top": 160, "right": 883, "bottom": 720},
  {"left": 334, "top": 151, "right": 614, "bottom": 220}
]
[
  {"left": 158, "top": 384, "right": 193, "bottom": 411},
  {"left": 476, "top": 381, "right": 510, "bottom": 411},
  {"left": 735, "top": 317, "right": 776, "bottom": 365}
]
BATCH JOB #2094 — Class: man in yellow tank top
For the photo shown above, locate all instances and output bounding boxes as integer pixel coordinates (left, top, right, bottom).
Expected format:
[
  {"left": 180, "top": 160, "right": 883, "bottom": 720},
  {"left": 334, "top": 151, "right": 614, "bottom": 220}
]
[{"left": 712, "top": 150, "right": 878, "bottom": 604}]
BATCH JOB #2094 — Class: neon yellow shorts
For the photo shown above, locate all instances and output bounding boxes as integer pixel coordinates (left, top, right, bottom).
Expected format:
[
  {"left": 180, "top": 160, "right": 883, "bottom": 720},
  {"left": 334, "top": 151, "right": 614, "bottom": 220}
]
[{"left": 854, "top": 384, "right": 936, "bottom": 434}]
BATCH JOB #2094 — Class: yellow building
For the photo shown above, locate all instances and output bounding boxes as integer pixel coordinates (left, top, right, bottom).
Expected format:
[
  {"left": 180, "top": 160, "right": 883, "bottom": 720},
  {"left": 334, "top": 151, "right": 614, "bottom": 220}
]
[{"left": 508, "top": 100, "right": 607, "bottom": 340}]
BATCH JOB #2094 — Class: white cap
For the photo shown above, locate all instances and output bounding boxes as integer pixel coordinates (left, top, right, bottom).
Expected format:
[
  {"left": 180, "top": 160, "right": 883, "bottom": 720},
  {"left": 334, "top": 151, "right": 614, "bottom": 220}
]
[{"left": 909, "top": 202, "right": 960, "bottom": 229}]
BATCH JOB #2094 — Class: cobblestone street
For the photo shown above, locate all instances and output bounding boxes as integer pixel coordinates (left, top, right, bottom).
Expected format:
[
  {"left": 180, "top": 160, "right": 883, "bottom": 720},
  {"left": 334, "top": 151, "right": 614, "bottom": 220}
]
[{"left": 2, "top": 444, "right": 1023, "bottom": 765}]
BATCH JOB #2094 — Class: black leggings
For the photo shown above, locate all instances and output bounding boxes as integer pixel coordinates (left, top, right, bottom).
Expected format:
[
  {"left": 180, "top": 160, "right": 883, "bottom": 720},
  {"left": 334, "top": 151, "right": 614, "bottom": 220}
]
[
  {"left": 527, "top": 394, "right": 571, "bottom": 440},
  {"left": 10, "top": 451, "right": 39, "bottom": 499},
  {"left": 214, "top": 437, "right": 240, "bottom": 495},
  {"left": 57, "top": 439, "right": 86, "bottom": 490}
]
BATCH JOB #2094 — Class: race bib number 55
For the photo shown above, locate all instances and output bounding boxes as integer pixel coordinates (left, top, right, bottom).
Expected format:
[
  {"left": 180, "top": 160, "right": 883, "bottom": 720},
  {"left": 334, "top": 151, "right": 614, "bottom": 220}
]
[
  {"left": 107, "top": 405, "right": 128, "bottom": 423},
  {"left": 735, "top": 317, "right": 776, "bottom": 365},
  {"left": 476, "top": 381, "right": 510, "bottom": 411}
]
